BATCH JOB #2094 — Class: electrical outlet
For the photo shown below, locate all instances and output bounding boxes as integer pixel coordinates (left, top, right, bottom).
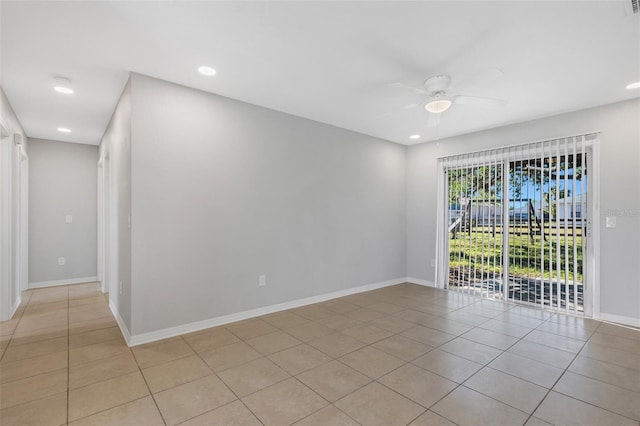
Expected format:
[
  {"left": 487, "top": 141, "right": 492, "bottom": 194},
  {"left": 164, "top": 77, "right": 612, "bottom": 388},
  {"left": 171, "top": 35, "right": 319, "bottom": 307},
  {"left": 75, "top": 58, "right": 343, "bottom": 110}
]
[
  {"left": 65, "top": 215, "right": 73, "bottom": 223},
  {"left": 259, "top": 274, "right": 266, "bottom": 287},
  {"left": 57, "top": 257, "right": 65, "bottom": 266},
  {"left": 119, "top": 281, "right": 123, "bottom": 295}
]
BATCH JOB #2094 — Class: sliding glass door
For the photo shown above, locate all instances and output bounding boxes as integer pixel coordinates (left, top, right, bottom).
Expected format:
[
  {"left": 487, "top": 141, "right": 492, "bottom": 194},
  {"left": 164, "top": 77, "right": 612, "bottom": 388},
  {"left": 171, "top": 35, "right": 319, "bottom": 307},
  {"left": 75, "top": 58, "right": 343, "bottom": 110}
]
[{"left": 439, "top": 136, "right": 593, "bottom": 315}]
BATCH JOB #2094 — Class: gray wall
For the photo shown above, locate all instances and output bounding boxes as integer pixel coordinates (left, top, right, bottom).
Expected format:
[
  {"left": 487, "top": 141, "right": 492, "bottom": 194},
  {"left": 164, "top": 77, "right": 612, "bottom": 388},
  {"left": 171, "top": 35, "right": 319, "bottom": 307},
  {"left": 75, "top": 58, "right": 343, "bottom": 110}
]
[
  {"left": 129, "top": 74, "right": 407, "bottom": 334},
  {"left": 99, "top": 79, "right": 132, "bottom": 328},
  {"left": 28, "top": 139, "right": 98, "bottom": 284},
  {"left": 407, "top": 98, "right": 640, "bottom": 323}
]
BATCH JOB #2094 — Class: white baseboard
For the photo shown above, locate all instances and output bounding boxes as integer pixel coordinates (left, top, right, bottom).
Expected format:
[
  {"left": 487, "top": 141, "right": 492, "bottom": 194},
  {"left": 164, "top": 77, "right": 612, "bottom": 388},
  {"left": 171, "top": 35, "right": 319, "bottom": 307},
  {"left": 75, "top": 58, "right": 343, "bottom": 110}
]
[
  {"left": 599, "top": 313, "right": 640, "bottom": 328},
  {"left": 109, "top": 301, "right": 132, "bottom": 346},
  {"left": 127, "top": 277, "right": 408, "bottom": 347},
  {"left": 29, "top": 276, "right": 98, "bottom": 289},
  {"left": 407, "top": 277, "right": 437, "bottom": 288}
]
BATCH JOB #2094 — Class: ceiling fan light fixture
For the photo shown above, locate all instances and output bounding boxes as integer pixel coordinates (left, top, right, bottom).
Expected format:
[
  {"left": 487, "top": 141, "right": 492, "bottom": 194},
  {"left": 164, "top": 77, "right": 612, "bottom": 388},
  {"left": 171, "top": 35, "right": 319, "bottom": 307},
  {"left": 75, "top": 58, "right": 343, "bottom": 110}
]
[{"left": 425, "top": 98, "right": 452, "bottom": 114}]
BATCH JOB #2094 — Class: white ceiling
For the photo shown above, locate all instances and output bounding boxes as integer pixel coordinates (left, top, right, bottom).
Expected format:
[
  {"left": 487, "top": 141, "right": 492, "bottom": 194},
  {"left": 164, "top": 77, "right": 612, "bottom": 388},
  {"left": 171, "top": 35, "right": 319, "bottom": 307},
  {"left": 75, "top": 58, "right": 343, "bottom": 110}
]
[{"left": 1, "top": 1, "right": 639, "bottom": 146}]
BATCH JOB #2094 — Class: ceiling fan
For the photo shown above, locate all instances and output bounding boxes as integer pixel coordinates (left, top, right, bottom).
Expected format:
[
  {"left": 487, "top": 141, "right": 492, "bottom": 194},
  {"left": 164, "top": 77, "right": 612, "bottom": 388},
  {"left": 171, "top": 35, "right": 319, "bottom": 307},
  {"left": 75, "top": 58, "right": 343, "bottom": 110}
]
[{"left": 389, "top": 73, "right": 508, "bottom": 118}]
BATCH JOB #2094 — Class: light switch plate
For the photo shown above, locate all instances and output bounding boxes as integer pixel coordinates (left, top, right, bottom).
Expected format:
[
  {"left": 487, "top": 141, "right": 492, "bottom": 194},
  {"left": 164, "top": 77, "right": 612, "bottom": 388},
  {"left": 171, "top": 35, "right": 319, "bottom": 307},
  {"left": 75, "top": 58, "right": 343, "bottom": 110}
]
[{"left": 66, "top": 215, "right": 73, "bottom": 223}]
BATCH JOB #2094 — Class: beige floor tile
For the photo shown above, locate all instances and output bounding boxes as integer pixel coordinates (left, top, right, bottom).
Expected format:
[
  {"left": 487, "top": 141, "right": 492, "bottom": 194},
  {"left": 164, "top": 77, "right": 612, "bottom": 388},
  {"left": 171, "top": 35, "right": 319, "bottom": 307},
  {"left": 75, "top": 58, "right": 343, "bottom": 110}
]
[
  {"left": 68, "top": 295, "right": 107, "bottom": 307},
  {"left": 524, "top": 329, "right": 586, "bottom": 353},
  {"left": 596, "top": 323, "right": 640, "bottom": 340},
  {"left": 70, "top": 338, "right": 130, "bottom": 366},
  {"left": 479, "top": 318, "right": 534, "bottom": 338},
  {"left": 307, "top": 332, "right": 366, "bottom": 358},
  {"left": 284, "top": 321, "right": 334, "bottom": 342},
  {"left": 461, "top": 327, "right": 519, "bottom": 350},
  {"left": 458, "top": 304, "right": 503, "bottom": 319},
  {"left": 132, "top": 338, "right": 194, "bottom": 368},
  {"left": 69, "top": 316, "right": 118, "bottom": 335},
  {"left": 69, "top": 326, "right": 124, "bottom": 349},
  {"left": 366, "top": 302, "right": 406, "bottom": 314},
  {"left": 290, "top": 305, "right": 334, "bottom": 321},
  {"left": 1, "top": 368, "right": 68, "bottom": 409},
  {"left": 242, "top": 378, "right": 327, "bottom": 425},
  {"left": 70, "top": 396, "right": 164, "bottom": 426},
  {"left": 0, "top": 350, "right": 68, "bottom": 383},
  {"left": 489, "top": 351, "right": 564, "bottom": 388},
  {"left": 261, "top": 310, "right": 309, "bottom": 328},
  {"left": 68, "top": 303, "right": 112, "bottom": 323},
  {"left": 402, "top": 325, "right": 456, "bottom": 347},
  {"left": 268, "top": 344, "right": 332, "bottom": 375},
  {"left": 464, "top": 367, "right": 547, "bottom": 413},
  {"left": 335, "top": 382, "right": 425, "bottom": 426},
  {"left": 2, "top": 336, "right": 67, "bottom": 363},
  {"left": 293, "top": 404, "right": 359, "bottom": 426},
  {"left": 200, "top": 341, "right": 262, "bottom": 372},
  {"left": 548, "top": 313, "right": 600, "bottom": 330},
  {"left": 580, "top": 341, "right": 640, "bottom": 371},
  {"left": 319, "top": 300, "right": 358, "bottom": 315},
  {"left": 68, "top": 371, "right": 149, "bottom": 421},
  {"left": 341, "top": 324, "right": 393, "bottom": 344},
  {"left": 422, "top": 317, "right": 474, "bottom": 336},
  {"left": 412, "top": 349, "right": 482, "bottom": 384},
  {"left": 393, "top": 309, "right": 437, "bottom": 325},
  {"left": 569, "top": 355, "right": 640, "bottom": 392},
  {"left": 22, "top": 300, "right": 68, "bottom": 315},
  {"left": 554, "top": 371, "right": 640, "bottom": 420},
  {"left": 180, "top": 400, "right": 261, "bottom": 426},
  {"left": 408, "top": 410, "right": 457, "bottom": 426},
  {"left": 296, "top": 360, "right": 371, "bottom": 402},
  {"left": 0, "top": 318, "right": 19, "bottom": 336},
  {"left": 143, "top": 354, "right": 213, "bottom": 393},
  {"left": 343, "top": 308, "right": 387, "bottom": 322},
  {"left": 226, "top": 319, "right": 277, "bottom": 340},
  {"left": 9, "top": 324, "right": 68, "bottom": 347},
  {"left": 153, "top": 374, "right": 237, "bottom": 425},
  {"left": 508, "top": 340, "right": 576, "bottom": 369},
  {"left": 534, "top": 391, "right": 638, "bottom": 426},
  {"left": 69, "top": 351, "right": 139, "bottom": 389},
  {"left": 438, "top": 337, "right": 503, "bottom": 365},
  {"left": 373, "top": 334, "right": 433, "bottom": 361},
  {"left": 68, "top": 282, "right": 101, "bottom": 299},
  {"left": 369, "top": 315, "right": 416, "bottom": 333},
  {"left": 588, "top": 331, "right": 640, "bottom": 355},
  {"left": 28, "top": 288, "right": 68, "bottom": 305},
  {"left": 432, "top": 386, "right": 528, "bottom": 426},
  {"left": 525, "top": 417, "right": 553, "bottom": 426},
  {"left": 246, "top": 330, "right": 301, "bottom": 355},
  {"left": 379, "top": 363, "right": 457, "bottom": 408},
  {"left": 0, "top": 391, "right": 67, "bottom": 426},
  {"left": 442, "top": 311, "right": 490, "bottom": 327},
  {"left": 339, "top": 346, "right": 405, "bottom": 379},
  {"left": 218, "top": 357, "right": 290, "bottom": 397},
  {"left": 535, "top": 321, "right": 594, "bottom": 341},
  {"left": 315, "top": 314, "right": 363, "bottom": 332},
  {"left": 183, "top": 328, "right": 240, "bottom": 353}
]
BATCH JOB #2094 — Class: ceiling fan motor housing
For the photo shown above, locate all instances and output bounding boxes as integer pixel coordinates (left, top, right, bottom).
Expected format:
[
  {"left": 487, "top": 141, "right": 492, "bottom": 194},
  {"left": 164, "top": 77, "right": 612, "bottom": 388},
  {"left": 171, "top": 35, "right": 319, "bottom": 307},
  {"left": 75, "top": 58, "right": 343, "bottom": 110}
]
[{"left": 424, "top": 75, "right": 452, "bottom": 93}]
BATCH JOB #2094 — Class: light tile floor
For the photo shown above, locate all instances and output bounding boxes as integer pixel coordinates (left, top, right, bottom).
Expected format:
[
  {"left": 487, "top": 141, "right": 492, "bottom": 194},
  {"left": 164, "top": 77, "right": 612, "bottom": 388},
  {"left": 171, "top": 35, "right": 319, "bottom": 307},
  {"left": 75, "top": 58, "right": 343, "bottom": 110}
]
[{"left": 1, "top": 282, "right": 639, "bottom": 426}]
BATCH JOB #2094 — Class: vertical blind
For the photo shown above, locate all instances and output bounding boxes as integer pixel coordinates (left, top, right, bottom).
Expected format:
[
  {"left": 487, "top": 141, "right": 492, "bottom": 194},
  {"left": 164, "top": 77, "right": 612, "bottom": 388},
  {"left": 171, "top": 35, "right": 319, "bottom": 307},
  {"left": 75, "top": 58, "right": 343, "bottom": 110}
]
[{"left": 437, "top": 134, "right": 595, "bottom": 315}]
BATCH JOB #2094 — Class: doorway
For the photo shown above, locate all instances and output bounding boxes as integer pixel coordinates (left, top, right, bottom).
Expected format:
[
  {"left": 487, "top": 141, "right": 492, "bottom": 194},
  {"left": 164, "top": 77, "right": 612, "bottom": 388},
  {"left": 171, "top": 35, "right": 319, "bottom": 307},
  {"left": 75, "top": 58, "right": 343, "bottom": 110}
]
[{"left": 436, "top": 134, "right": 598, "bottom": 316}]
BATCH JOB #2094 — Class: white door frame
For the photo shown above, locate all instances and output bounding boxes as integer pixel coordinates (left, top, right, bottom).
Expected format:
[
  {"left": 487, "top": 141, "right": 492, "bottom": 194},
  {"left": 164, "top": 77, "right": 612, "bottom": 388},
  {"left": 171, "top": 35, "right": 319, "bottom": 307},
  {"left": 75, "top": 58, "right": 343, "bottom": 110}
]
[
  {"left": 435, "top": 137, "right": 600, "bottom": 318},
  {"left": 97, "top": 152, "right": 112, "bottom": 295}
]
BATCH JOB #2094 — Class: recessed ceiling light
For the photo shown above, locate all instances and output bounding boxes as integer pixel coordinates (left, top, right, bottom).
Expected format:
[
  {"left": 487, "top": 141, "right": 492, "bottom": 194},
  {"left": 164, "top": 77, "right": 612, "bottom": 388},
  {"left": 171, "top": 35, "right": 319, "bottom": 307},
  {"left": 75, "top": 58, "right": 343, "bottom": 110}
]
[
  {"left": 57, "top": 127, "right": 71, "bottom": 133},
  {"left": 53, "top": 76, "right": 73, "bottom": 94},
  {"left": 198, "top": 66, "right": 217, "bottom": 76},
  {"left": 409, "top": 134, "right": 421, "bottom": 140},
  {"left": 425, "top": 99, "right": 452, "bottom": 114},
  {"left": 626, "top": 81, "right": 640, "bottom": 90}
]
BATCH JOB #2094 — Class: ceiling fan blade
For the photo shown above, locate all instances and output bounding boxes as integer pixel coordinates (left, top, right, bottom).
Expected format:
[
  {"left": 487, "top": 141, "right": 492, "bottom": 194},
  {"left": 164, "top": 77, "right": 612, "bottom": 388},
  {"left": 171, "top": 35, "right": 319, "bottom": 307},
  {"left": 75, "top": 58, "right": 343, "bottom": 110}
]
[
  {"left": 427, "top": 112, "right": 441, "bottom": 128},
  {"left": 388, "top": 82, "right": 431, "bottom": 96},
  {"left": 454, "top": 95, "right": 508, "bottom": 108}
]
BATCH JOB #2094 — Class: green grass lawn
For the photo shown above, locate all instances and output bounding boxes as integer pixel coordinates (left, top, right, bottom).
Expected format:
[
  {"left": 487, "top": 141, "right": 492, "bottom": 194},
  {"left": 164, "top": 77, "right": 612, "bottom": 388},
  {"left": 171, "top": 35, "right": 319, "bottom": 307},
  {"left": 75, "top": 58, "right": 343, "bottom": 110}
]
[{"left": 449, "top": 227, "right": 583, "bottom": 283}]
